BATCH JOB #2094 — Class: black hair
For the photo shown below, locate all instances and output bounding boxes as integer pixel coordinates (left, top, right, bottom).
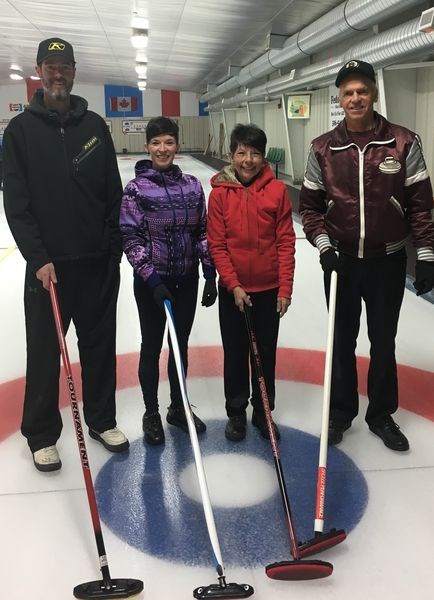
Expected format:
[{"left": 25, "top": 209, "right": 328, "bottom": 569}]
[
  {"left": 229, "top": 123, "right": 267, "bottom": 156},
  {"left": 146, "top": 116, "right": 179, "bottom": 143}
]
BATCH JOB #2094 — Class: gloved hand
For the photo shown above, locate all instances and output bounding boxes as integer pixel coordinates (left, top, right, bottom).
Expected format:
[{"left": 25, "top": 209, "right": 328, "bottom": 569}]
[
  {"left": 153, "top": 283, "right": 175, "bottom": 308},
  {"left": 201, "top": 279, "right": 218, "bottom": 307},
  {"left": 319, "top": 248, "right": 340, "bottom": 274},
  {"left": 413, "top": 260, "right": 434, "bottom": 296}
]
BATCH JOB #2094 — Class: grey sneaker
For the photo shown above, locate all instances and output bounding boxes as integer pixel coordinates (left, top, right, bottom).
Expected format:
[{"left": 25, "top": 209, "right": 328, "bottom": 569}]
[
  {"left": 33, "top": 445, "right": 62, "bottom": 472},
  {"left": 89, "top": 427, "right": 129, "bottom": 452}
]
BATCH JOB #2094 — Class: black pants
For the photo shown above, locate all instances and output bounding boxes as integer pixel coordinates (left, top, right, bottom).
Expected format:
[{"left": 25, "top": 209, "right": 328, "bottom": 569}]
[
  {"left": 22, "top": 257, "right": 120, "bottom": 453},
  {"left": 134, "top": 275, "right": 198, "bottom": 414},
  {"left": 218, "top": 286, "right": 280, "bottom": 417},
  {"left": 325, "top": 250, "right": 406, "bottom": 426}
]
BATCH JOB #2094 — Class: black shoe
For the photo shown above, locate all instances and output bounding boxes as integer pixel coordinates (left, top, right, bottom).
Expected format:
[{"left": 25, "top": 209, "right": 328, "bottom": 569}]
[
  {"left": 142, "top": 412, "right": 165, "bottom": 445},
  {"left": 225, "top": 414, "right": 247, "bottom": 441},
  {"left": 166, "top": 406, "right": 206, "bottom": 434},
  {"left": 328, "top": 420, "right": 351, "bottom": 446},
  {"left": 369, "top": 416, "right": 409, "bottom": 451},
  {"left": 252, "top": 411, "right": 280, "bottom": 440}
]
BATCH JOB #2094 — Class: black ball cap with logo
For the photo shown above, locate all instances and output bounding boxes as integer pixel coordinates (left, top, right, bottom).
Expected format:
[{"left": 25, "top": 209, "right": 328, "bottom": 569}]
[
  {"left": 36, "top": 38, "right": 75, "bottom": 65},
  {"left": 335, "top": 60, "right": 376, "bottom": 87}
]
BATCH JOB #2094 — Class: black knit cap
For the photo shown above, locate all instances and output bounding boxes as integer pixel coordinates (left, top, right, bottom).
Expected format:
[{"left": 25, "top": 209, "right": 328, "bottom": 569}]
[
  {"left": 37, "top": 38, "right": 75, "bottom": 64},
  {"left": 335, "top": 59, "right": 376, "bottom": 87}
]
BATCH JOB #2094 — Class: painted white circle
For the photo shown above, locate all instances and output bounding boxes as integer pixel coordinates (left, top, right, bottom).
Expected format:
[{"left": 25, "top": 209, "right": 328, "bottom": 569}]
[{"left": 179, "top": 453, "right": 278, "bottom": 508}]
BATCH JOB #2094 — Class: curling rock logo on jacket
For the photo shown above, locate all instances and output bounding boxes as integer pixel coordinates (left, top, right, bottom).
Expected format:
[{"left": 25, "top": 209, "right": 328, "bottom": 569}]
[{"left": 379, "top": 156, "right": 401, "bottom": 174}]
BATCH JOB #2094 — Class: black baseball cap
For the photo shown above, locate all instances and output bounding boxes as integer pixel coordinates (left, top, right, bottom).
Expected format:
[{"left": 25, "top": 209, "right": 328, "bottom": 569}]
[
  {"left": 37, "top": 38, "right": 75, "bottom": 64},
  {"left": 335, "top": 59, "right": 376, "bottom": 87}
]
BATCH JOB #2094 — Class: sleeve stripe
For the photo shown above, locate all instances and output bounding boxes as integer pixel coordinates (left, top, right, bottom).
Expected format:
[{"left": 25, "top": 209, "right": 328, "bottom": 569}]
[
  {"left": 417, "top": 247, "right": 434, "bottom": 261},
  {"left": 314, "top": 234, "right": 332, "bottom": 252},
  {"left": 405, "top": 169, "right": 429, "bottom": 187},
  {"left": 303, "top": 177, "right": 325, "bottom": 191}
]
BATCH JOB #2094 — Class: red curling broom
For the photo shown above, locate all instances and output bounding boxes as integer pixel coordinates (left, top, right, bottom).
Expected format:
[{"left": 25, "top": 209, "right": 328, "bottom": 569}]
[
  {"left": 297, "top": 270, "right": 346, "bottom": 558},
  {"left": 244, "top": 304, "right": 332, "bottom": 580},
  {"left": 49, "top": 281, "right": 144, "bottom": 599}
]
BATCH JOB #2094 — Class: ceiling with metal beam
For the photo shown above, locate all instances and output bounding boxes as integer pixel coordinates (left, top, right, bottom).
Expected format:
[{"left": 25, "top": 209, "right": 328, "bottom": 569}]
[{"left": 0, "top": 0, "right": 347, "bottom": 92}]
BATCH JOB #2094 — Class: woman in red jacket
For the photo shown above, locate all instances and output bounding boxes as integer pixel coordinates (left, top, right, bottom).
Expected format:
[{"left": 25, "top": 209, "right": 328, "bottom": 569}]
[{"left": 207, "top": 124, "right": 296, "bottom": 441}]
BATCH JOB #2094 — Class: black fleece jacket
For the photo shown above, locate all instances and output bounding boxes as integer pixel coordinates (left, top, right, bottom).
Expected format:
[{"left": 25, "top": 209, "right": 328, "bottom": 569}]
[{"left": 3, "top": 91, "right": 122, "bottom": 272}]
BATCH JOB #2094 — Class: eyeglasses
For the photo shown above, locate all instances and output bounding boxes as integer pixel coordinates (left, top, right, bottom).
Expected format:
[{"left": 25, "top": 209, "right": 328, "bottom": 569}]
[{"left": 42, "top": 64, "right": 74, "bottom": 74}]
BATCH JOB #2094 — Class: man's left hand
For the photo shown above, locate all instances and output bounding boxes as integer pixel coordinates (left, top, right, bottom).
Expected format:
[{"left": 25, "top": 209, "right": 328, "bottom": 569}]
[{"left": 414, "top": 260, "right": 434, "bottom": 296}]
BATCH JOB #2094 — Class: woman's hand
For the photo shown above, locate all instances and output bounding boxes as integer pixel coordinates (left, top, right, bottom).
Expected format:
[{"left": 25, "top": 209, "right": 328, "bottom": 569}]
[
  {"left": 233, "top": 286, "right": 252, "bottom": 312},
  {"left": 277, "top": 297, "right": 291, "bottom": 317}
]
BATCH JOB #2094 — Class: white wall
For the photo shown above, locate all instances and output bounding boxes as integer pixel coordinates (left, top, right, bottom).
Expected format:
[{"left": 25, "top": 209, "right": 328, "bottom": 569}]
[
  {"left": 0, "top": 83, "right": 27, "bottom": 120},
  {"left": 180, "top": 91, "right": 200, "bottom": 117},
  {"left": 142, "top": 89, "right": 161, "bottom": 117},
  {"left": 74, "top": 82, "right": 105, "bottom": 113}
]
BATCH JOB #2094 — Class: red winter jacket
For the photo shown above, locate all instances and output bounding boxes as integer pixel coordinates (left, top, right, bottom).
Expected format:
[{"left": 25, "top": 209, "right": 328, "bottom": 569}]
[{"left": 207, "top": 163, "right": 295, "bottom": 299}]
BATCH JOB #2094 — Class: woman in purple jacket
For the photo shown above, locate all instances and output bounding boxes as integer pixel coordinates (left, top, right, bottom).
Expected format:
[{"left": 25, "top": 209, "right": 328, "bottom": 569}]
[{"left": 120, "top": 117, "right": 217, "bottom": 445}]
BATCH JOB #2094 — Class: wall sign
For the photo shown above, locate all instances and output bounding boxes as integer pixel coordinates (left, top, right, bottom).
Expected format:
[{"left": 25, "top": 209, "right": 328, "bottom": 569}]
[{"left": 122, "top": 120, "right": 148, "bottom": 134}]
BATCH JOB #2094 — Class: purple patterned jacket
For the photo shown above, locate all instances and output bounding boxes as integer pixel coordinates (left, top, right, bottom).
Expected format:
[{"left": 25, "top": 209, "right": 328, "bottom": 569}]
[{"left": 120, "top": 159, "right": 215, "bottom": 287}]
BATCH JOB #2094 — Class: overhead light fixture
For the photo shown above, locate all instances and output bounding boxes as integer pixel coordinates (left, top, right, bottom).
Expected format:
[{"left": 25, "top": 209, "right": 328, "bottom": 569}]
[
  {"left": 131, "top": 28, "right": 148, "bottom": 49},
  {"left": 135, "top": 62, "right": 148, "bottom": 76},
  {"left": 30, "top": 75, "right": 40, "bottom": 80},
  {"left": 138, "top": 82, "right": 147, "bottom": 91},
  {"left": 136, "top": 50, "right": 147, "bottom": 63},
  {"left": 131, "top": 15, "right": 149, "bottom": 29},
  {"left": 10, "top": 72, "right": 24, "bottom": 81}
]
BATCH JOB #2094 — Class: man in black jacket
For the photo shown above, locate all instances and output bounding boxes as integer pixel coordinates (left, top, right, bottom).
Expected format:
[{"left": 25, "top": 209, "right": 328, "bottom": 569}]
[{"left": 3, "top": 38, "right": 129, "bottom": 471}]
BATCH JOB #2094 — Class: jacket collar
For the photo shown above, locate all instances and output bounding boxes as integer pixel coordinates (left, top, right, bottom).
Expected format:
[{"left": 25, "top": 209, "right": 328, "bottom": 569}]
[
  {"left": 330, "top": 111, "right": 395, "bottom": 149},
  {"left": 26, "top": 90, "right": 88, "bottom": 125},
  {"left": 211, "top": 162, "right": 275, "bottom": 189}
]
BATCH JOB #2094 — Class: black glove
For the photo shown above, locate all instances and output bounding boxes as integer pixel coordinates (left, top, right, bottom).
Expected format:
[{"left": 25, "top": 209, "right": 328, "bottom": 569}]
[
  {"left": 152, "top": 283, "right": 175, "bottom": 308},
  {"left": 319, "top": 248, "right": 340, "bottom": 274},
  {"left": 413, "top": 260, "right": 434, "bottom": 296},
  {"left": 201, "top": 279, "right": 218, "bottom": 307}
]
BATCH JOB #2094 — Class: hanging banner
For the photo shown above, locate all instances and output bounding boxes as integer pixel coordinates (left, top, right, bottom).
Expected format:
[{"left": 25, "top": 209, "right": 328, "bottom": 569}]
[{"left": 105, "top": 85, "right": 143, "bottom": 118}]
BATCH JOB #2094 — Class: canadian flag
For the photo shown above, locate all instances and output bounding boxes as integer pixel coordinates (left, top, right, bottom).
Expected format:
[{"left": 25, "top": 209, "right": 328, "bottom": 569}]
[{"left": 110, "top": 96, "right": 138, "bottom": 112}]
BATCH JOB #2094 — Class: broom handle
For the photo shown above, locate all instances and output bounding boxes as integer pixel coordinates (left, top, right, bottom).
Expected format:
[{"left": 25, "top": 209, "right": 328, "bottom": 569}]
[{"left": 315, "top": 270, "right": 338, "bottom": 533}]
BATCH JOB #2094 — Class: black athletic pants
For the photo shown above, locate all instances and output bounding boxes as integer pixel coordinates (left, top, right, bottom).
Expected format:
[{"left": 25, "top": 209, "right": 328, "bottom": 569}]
[
  {"left": 22, "top": 257, "right": 120, "bottom": 452},
  {"left": 133, "top": 275, "right": 198, "bottom": 414},
  {"left": 218, "top": 286, "right": 280, "bottom": 417},
  {"left": 325, "top": 249, "right": 407, "bottom": 426}
]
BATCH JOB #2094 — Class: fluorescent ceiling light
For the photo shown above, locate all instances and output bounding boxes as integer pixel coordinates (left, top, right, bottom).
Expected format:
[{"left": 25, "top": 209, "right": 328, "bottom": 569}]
[
  {"left": 10, "top": 63, "right": 22, "bottom": 71},
  {"left": 30, "top": 75, "right": 40, "bottom": 80},
  {"left": 10, "top": 73, "right": 24, "bottom": 80},
  {"left": 131, "top": 29, "right": 148, "bottom": 49},
  {"left": 136, "top": 51, "right": 148, "bottom": 62},
  {"left": 131, "top": 16, "right": 149, "bottom": 29},
  {"left": 135, "top": 62, "right": 148, "bottom": 76}
]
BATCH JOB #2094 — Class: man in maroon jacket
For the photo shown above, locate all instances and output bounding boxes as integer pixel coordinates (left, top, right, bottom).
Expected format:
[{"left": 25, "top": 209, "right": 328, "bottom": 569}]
[{"left": 300, "top": 59, "right": 434, "bottom": 451}]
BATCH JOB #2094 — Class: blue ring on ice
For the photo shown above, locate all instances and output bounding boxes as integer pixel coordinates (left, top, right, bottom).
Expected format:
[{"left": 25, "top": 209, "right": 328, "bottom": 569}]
[{"left": 95, "top": 420, "right": 368, "bottom": 567}]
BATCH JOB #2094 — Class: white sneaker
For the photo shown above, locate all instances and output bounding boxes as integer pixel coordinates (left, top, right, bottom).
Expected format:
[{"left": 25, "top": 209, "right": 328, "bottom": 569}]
[
  {"left": 33, "top": 445, "right": 62, "bottom": 472},
  {"left": 89, "top": 427, "right": 129, "bottom": 453}
]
